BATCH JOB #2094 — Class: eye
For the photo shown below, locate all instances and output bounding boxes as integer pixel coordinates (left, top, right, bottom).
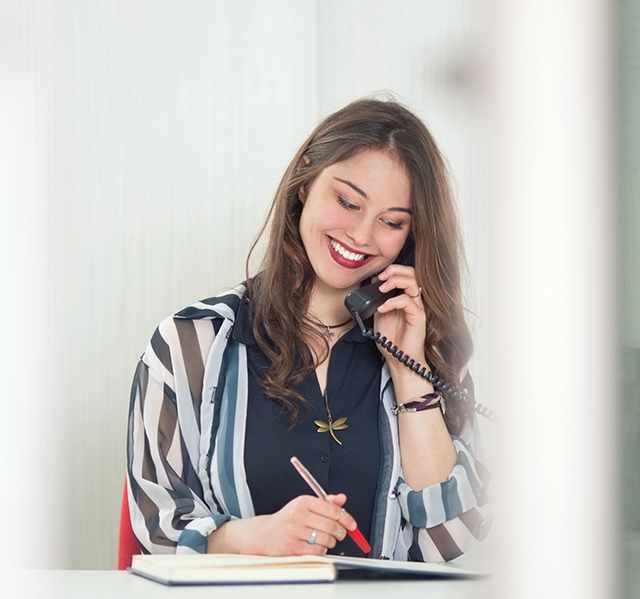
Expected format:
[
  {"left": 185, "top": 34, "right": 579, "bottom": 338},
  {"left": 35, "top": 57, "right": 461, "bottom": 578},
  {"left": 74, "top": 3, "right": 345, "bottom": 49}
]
[
  {"left": 381, "top": 219, "right": 405, "bottom": 230},
  {"left": 337, "top": 194, "right": 358, "bottom": 211}
]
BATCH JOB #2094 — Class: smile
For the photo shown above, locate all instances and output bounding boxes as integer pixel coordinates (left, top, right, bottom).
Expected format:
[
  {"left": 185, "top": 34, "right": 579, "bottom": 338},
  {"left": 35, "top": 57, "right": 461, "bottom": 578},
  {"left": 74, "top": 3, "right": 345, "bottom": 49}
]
[
  {"left": 326, "top": 236, "right": 374, "bottom": 270},
  {"left": 329, "top": 237, "right": 369, "bottom": 261}
]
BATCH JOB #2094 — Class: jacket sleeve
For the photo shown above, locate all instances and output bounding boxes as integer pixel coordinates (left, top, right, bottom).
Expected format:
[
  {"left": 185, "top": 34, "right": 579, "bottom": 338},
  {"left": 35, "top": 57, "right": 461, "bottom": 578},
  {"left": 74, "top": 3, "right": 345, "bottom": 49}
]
[
  {"left": 394, "top": 417, "right": 492, "bottom": 561},
  {"left": 126, "top": 316, "right": 231, "bottom": 555}
]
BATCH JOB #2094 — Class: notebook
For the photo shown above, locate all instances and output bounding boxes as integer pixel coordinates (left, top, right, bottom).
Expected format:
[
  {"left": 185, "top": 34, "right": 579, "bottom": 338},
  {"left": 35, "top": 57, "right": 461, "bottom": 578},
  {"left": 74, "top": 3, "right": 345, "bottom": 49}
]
[{"left": 129, "top": 553, "right": 487, "bottom": 586}]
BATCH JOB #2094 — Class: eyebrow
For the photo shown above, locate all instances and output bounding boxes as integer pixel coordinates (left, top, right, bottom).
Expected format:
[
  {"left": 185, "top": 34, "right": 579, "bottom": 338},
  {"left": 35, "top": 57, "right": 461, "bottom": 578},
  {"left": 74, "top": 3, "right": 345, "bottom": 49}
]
[
  {"left": 335, "top": 177, "right": 368, "bottom": 199},
  {"left": 334, "top": 177, "right": 412, "bottom": 215},
  {"left": 389, "top": 206, "right": 412, "bottom": 215}
]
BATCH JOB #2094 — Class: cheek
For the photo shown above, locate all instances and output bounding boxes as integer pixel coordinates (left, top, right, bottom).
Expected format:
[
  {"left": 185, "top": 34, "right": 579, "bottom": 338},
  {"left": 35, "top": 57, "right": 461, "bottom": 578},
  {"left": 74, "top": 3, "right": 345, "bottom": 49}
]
[
  {"left": 303, "top": 203, "right": 348, "bottom": 233},
  {"left": 376, "top": 230, "right": 410, "bottom": 259}
]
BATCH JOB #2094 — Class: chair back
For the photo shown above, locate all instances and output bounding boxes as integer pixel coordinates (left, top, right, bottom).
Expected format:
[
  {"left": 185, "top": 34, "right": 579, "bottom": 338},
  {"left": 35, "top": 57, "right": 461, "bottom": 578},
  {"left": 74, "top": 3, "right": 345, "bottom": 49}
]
[{"left": 117, "top": 479, "right": 140, "bottom": 570}]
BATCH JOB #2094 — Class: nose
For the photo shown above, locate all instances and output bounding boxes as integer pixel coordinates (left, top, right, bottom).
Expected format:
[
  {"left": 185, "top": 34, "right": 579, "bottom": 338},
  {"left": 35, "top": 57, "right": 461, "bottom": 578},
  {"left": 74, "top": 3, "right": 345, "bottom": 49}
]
[{"left": 345, "top": 217, "right": 374, "bottom": 249}]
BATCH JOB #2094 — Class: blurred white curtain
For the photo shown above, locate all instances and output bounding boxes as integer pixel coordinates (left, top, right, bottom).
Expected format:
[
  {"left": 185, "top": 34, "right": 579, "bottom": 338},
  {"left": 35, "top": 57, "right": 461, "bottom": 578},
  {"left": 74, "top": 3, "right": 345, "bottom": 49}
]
[{"left": 0, "top": 0, "right": 321, "bottom": 569}]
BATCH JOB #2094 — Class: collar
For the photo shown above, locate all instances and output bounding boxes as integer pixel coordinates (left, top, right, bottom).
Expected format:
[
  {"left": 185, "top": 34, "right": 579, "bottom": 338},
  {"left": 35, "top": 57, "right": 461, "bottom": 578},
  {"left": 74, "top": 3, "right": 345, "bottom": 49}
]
[
  {"left": 231, "top": 294, "right": 257, "bottom": 346},
  {"left": 231, "top": 295, "right": 370, "bottom": 346}
]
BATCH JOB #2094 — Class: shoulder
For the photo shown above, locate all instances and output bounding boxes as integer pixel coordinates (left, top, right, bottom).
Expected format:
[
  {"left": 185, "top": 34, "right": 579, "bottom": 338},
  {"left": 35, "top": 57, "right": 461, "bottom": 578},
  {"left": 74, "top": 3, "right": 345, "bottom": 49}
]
[
  {"left": 143, "top": 283, "right": 247, "bottom": 376},
  {"left": 174, "top": 283, "right": 247, "bottom": 322}
]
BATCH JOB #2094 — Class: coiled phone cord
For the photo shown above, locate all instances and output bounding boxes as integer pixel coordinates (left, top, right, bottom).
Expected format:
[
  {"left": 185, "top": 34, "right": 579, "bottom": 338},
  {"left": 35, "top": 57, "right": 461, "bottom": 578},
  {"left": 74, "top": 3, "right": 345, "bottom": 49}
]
[{"left": 352, "top": 311, "right": 501, "bottom": 425}]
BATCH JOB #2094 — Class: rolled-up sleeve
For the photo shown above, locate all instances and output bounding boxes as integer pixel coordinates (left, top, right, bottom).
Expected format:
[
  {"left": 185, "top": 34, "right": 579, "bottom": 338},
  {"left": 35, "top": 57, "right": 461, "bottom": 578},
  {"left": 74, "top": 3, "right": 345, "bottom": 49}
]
[
  {"left": 394, "top": 422, "right": 492, "bottom": 562},
  {"left": 126, "top": 317, "right": 231, "bottom": 555}
]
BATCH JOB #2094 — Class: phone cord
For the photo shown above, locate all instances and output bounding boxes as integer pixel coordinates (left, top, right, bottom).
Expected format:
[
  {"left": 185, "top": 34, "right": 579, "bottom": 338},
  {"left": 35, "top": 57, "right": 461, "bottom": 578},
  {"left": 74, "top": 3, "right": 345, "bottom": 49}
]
[{"left": 354, "top": 314, "right": 501, "bottom": 425}]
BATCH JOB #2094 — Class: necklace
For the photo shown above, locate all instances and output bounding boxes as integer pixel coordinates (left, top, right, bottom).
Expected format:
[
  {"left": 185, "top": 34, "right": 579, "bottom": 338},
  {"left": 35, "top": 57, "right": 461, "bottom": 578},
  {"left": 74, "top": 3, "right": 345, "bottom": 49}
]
[
  {"left": 315, "top": 389, "right": 348, "bottom": 445},
  {"left": 320, "top": 318, "right": 352, "bottom": 340}
]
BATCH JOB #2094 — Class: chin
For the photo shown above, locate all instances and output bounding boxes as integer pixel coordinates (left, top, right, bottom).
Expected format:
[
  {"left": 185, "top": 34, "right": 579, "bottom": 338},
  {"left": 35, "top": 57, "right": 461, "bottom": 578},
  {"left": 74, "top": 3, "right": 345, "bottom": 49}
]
[{"left": 322, "top": 272, "right": 372, "bottom": 293}]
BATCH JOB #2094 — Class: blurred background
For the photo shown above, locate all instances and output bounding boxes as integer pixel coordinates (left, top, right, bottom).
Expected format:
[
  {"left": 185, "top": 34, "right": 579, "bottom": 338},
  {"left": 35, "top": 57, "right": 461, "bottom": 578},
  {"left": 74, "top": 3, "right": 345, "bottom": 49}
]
[{"left": 0, "top": 0, "right": 633, "bottom": 597}]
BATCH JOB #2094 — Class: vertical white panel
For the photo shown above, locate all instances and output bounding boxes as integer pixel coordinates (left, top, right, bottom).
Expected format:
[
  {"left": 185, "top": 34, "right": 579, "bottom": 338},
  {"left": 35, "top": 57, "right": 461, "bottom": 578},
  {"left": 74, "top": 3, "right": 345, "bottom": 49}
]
[
  {"left": 487, "top": 1, "right": 616, "bottom": 598},
  {"left": 0, "top": 0, "right": 65, "bottom": 569},
  {"left": 620, "top": 2, "right": 640, "bottom": 596}
]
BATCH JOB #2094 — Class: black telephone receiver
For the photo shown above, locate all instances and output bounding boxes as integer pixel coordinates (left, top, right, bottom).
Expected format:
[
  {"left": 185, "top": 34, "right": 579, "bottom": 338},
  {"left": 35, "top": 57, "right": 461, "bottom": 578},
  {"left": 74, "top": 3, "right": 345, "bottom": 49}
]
[{"left": 344, "top": 281, "right": 500, "bottom": 424}]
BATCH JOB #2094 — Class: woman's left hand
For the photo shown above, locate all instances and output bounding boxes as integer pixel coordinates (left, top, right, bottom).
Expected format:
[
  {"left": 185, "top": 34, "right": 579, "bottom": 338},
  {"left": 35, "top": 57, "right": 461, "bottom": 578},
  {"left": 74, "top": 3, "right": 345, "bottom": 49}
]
[{"left": 373, "top": 264, "right": 428, "bottom": 370}]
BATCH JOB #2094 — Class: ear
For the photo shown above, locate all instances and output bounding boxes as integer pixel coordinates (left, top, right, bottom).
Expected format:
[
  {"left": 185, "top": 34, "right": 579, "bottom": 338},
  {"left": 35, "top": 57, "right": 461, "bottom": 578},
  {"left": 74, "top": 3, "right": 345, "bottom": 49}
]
[{"left": 297, "top": 154, "right": 311, "bottom": 204}]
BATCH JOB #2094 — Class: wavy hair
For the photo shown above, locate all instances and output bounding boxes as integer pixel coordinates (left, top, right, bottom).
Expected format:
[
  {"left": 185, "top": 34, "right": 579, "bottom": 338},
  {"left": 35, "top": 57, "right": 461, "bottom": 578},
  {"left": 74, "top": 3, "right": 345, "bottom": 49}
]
[{"left": 245, "top": 97, "right": 473, "bottom": 435}]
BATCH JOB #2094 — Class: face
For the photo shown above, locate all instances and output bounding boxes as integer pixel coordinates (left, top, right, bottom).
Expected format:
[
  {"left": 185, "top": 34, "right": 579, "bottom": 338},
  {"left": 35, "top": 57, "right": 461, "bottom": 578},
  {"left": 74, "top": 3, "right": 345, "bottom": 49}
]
[{"left": 299, "top": 149, "right": 412, "bottom": 295}]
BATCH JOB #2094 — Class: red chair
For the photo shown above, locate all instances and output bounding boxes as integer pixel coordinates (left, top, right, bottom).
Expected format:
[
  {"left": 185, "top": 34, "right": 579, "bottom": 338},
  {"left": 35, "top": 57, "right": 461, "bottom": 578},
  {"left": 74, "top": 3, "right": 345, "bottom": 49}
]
[{"left": 117, "top": 480, "right": 141, "bottom": 570}]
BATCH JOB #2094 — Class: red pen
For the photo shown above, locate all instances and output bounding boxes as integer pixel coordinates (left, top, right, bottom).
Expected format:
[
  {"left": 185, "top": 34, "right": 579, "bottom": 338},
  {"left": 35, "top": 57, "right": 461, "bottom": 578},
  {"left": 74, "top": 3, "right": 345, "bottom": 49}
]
[{"left": 290, "top": 456, "right": 371, "bottom": 555}]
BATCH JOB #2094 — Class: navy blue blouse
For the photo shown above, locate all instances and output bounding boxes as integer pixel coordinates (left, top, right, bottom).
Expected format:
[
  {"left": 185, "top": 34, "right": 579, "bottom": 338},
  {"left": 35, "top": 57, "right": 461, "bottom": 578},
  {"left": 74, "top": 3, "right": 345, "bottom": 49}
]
[{"left": 234, "top": 298, "right": 383, "bottom": 557}]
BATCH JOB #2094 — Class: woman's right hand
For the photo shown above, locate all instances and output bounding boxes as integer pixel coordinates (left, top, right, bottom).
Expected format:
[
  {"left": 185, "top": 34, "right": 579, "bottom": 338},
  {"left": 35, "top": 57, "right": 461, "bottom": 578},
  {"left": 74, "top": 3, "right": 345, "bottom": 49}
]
[{"left": 207, "top": 493, "right": 357, "bottom": 556}]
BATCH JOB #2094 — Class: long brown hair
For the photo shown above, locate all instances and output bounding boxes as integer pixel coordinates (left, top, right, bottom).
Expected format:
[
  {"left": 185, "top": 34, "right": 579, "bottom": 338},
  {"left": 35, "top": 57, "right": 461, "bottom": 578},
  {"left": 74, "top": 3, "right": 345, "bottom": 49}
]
[{"left": 245, "top": 97, "right": 473, "bottom": 435}]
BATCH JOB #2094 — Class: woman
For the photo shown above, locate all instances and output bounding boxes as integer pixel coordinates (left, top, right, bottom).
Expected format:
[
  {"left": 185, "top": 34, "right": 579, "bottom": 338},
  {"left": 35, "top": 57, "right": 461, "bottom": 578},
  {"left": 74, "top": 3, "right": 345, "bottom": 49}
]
[{"left": 127, "top": 98, "right": 491, "bottom": 562}]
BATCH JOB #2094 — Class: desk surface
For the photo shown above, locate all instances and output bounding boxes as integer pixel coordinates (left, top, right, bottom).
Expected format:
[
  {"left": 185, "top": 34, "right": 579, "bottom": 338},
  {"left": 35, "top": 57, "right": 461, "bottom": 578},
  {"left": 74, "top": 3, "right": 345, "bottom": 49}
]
[
  {"left": 0, "top": 570, "right": 495, "bottom": 599},
  {"left": 0, "top": 556, "right": 496, "bottom": 599}
]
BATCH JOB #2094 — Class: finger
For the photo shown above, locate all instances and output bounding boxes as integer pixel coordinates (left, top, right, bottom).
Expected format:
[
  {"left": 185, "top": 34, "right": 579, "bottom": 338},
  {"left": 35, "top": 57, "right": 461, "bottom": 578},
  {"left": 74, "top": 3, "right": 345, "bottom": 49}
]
[
  {"left": 302, "top": 496, "right": 345, "bottom": 521},
  {"left": 304, "top": 513, "right": 348, "bottom": 541},
  {"left": 336, "top": 506, "right": 358, "bottom": 532},
  {"left": 294, "top": 495, "right": 357, "bottom": 535},
  {"left": 326, "top": 493, "right": 347, "bottom": 506},
  {"left": 302, "top": 527, "right": 338, "bottom": 550},
  {"left": 294, "top": 536, "right": 328, "bottom": 556},
  {"left": 378, "top": 274, "right": 421, "bottom": 298},
  {"left": 376, "top": 294, "right": 426, "bottom": 322},
  {"left": 290, "top": 529, "right": 327, "bottom": 555},
  {"left": 377, "top": 264, "right": 415, "bottom": 281}
]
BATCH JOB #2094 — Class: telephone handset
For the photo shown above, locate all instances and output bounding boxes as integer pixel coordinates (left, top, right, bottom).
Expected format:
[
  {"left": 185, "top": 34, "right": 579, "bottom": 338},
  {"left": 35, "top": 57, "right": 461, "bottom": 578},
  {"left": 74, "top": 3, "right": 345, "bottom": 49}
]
[{"left": 345, "top": 281, "right": 500, "bottom": 424}]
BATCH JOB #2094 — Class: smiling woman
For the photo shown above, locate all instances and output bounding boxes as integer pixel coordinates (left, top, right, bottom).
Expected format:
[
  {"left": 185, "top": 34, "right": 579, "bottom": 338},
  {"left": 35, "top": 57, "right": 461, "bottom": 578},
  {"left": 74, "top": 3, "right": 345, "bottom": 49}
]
[
  {"left": 299, "top": 150, "right": 412, "bottom": 289},
  {"left": 126, "top": 98, "right": 491, "bottom": 563}
]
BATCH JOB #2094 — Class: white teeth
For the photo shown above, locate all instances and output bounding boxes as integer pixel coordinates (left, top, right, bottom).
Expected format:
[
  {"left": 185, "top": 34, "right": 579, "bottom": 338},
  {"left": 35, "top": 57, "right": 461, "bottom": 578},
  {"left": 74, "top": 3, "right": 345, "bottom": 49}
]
[{"left": 329, "top": 238, "right": 367, "bottom": 261}]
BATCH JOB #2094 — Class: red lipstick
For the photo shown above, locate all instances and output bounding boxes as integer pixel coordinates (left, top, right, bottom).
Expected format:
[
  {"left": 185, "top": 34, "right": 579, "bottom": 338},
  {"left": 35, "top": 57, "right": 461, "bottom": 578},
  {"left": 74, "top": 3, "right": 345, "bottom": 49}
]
[{"left": 326, "top": 236, "right": 373, "bottom": 270}]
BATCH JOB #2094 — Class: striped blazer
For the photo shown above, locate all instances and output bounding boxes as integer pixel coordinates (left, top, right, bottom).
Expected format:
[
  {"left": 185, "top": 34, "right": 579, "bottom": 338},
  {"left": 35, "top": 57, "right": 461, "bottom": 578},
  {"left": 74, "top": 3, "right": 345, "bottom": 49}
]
[{"left": 127, "top": 284, "right": 491, "bottom": 561}]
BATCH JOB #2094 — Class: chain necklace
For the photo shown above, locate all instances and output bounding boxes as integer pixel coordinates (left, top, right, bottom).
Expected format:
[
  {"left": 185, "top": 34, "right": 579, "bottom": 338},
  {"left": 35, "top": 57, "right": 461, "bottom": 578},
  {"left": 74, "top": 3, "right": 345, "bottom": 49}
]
[{"left": 315, "top": 389, "right": 348, "bottom": 445}]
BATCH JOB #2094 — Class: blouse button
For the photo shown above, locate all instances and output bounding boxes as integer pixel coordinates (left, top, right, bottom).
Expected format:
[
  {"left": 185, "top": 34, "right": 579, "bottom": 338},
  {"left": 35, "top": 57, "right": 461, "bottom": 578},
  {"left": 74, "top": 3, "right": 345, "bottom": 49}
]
[{"left": 320, "top": 453, "right": 329, "bottom": 464}]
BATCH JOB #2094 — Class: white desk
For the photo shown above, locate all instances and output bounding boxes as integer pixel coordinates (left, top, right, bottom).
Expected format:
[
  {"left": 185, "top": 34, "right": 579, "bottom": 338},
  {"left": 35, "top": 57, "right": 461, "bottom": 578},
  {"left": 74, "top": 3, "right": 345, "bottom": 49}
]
[
  {"left": 0, "top": 570, "right": 495, "bottom": 599},
  {"left": 0, "top": 559, "right": 496, "bottom": 599}
]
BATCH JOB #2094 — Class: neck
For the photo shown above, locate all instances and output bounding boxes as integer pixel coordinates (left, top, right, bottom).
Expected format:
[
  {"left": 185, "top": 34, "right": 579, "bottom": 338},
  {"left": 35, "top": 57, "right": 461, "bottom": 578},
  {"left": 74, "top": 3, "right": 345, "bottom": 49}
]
[{"left": 307, "top": 280, "right": 355, "bottom": 326}]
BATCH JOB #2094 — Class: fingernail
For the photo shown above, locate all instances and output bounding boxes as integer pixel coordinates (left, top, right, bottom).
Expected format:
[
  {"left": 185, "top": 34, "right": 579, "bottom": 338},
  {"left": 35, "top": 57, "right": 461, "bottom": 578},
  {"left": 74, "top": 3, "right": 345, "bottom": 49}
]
[{"left": 349, "top": 522, "right": 357, "bottom": 531}]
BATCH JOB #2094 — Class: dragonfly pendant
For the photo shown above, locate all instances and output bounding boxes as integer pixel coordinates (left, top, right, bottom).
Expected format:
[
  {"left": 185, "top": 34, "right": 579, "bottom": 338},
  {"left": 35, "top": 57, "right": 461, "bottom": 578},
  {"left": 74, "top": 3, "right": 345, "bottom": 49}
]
[{"left": 315, "top": 416, "right": 348, "bottom": 445}]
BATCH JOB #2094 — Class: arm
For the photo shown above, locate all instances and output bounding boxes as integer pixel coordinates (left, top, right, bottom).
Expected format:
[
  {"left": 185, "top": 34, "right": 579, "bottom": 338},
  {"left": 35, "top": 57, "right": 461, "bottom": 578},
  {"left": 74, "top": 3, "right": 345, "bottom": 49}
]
[
  {"left": 375, "top": 267, "right": 492, "bottom": 560},
  {"left": 394, "top": 414, "right": 492, "bottom": 561},
  {"left": 375, "top": 265, "right": 459, "bottom": 489},
  {"left": 206, "top": 493, "right": 356, "bottom": 556},
  {"left": 126, "top": 317, "right": 230, "bottom": 554}
]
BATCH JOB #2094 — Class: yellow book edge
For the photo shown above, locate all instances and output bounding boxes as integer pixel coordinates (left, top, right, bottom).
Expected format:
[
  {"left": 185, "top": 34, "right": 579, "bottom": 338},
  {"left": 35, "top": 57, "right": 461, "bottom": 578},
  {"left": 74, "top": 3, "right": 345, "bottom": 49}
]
[{"left": 129, "top": 554, "right": 337, "bottom": 585}]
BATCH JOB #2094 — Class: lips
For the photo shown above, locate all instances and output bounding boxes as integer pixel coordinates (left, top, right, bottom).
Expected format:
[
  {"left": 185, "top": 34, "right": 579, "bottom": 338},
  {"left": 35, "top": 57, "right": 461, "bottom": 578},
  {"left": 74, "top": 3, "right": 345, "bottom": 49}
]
[{"left": 326, "top": 236, "right": 374, "bottom": 269}]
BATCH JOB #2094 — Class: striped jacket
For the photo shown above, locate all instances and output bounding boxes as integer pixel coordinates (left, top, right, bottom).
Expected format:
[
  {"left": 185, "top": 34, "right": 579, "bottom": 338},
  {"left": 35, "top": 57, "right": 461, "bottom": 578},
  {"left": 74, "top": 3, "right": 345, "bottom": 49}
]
[{"left": 127, "top": 284, "right": 491, "bottom": 561}]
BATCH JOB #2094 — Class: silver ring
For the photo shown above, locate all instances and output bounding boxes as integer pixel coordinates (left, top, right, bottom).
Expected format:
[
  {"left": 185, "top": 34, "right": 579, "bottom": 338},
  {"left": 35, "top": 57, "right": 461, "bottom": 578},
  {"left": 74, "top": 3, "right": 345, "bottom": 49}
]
[
  {"left": 409, "top": 287, "right": 422, "bottom": 299},
  {"left": 338, "top": 527, "right": 344, "bottom": 537},
  {"left": 307, "top": 530, "right": 317, "bottom": 545},
  {"left": 339, "top": 508, "right": 346, "bottom": 520}
]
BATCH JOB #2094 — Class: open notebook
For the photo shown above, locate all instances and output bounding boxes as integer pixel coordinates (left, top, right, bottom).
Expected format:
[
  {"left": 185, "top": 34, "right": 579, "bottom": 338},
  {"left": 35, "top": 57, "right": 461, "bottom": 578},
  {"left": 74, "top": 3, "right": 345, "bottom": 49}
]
[{"left": 128, "top": 553, "right": 487, "bottom": 586}]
